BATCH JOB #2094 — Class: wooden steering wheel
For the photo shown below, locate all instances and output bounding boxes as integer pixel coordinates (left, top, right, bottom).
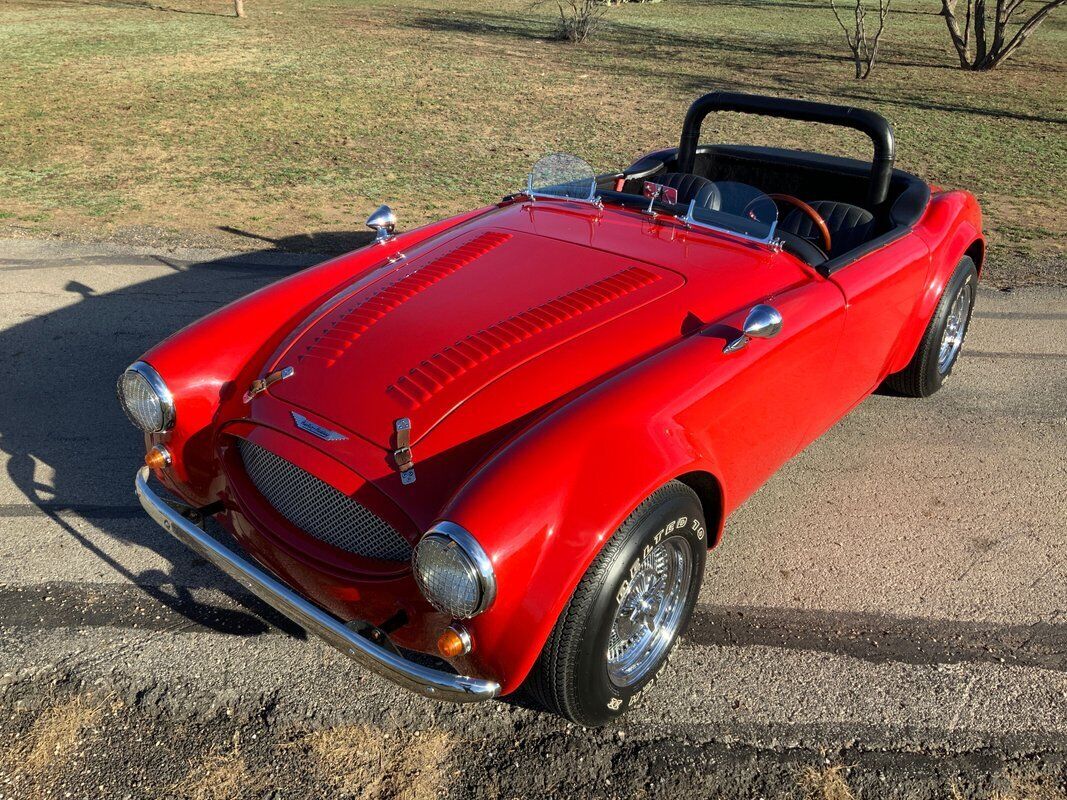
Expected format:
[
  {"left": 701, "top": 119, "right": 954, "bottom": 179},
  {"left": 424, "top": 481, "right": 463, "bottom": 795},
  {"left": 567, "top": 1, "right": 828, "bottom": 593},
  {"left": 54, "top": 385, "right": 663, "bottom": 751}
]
[{"left": 767, "top": 193, "right": 831, "bottom": 254}]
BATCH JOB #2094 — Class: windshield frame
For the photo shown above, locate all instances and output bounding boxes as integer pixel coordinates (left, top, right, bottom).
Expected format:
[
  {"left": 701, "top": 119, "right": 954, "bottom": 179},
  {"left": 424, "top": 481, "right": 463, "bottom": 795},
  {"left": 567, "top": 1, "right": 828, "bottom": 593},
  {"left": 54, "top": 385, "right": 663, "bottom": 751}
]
[
  {"left": 591, "top": 185, "right": 781, "bottom": 248},
  {"left": 525, "top": 154, "right": 601, "bottom": 206},
  {"left": 518, "top": 156, "right": 782, "bottom": 248},
  {"left": 678, "top": 197, "right": 779, "bottom": 245}
]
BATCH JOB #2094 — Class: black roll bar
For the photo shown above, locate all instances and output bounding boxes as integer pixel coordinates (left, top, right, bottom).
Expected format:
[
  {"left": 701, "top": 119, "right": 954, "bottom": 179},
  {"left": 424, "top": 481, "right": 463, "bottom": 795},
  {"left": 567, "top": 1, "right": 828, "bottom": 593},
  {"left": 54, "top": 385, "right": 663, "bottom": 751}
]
[{"left": 678, "top": 91, "right": 896, "bottom": 207}]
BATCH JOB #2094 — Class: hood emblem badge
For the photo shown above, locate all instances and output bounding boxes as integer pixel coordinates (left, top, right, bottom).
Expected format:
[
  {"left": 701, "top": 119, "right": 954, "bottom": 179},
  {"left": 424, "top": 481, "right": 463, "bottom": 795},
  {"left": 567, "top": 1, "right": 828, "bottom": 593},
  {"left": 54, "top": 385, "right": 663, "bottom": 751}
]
[
  {"left": 393, "top": 418, "right": 416, "bottom": 485},
  {"left": 291, "top": 411, "right": 347, "bottom": 442},
  {"left": 244, "top": 366, "right": 295, "bottom": 403}
]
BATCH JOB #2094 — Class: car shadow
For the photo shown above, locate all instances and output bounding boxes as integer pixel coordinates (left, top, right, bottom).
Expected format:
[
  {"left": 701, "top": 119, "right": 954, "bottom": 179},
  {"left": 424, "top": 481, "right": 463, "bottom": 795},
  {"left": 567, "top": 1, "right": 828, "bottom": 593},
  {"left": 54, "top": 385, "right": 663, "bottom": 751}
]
[{"left": 0, "top": 230, "right": 372, "bottom": 639}]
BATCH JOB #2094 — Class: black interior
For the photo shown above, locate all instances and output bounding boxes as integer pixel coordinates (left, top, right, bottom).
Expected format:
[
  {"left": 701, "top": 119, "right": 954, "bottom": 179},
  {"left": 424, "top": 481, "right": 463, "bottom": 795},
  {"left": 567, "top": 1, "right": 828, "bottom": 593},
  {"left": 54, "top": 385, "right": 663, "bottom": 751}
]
[
  {"left": 654, "top": 173, "right": 722, "bottom": 210},
  {"left": 613, "top": 144, "right": 930, "bottom": 273},
  {"left": 600, "top": 92, "right": 930, "bottom": 273}
]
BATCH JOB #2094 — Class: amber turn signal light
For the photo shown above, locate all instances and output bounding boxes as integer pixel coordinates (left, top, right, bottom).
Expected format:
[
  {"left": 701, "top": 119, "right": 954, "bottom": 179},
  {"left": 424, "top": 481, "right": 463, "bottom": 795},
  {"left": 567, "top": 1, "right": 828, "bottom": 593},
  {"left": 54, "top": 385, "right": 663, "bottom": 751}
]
[
  {"left": 144, "top": 445, "right": 171, "bottom": 470},
  {"left": 437, "top": 624, "right": 472, "bottom": 657}
]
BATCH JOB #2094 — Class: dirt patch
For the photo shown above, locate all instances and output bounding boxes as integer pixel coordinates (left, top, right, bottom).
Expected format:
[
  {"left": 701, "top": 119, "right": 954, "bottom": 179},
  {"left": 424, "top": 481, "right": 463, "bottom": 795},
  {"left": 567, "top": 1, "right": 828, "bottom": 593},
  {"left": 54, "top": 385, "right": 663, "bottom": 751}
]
[
  {"left": 300, "top": 724, "right": 453, "bottom": 800},
  {"left": 176, "top": 732, "right": 265, "bottom": 800},
  {"left": 0, "top": 693, "right": 104, "bottom": 799}
]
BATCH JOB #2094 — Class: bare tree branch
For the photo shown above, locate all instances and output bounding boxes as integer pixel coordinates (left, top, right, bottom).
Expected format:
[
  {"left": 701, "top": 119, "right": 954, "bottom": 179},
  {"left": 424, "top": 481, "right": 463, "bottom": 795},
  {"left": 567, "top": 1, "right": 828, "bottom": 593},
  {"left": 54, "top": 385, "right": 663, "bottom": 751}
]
[
  {"left": 551, "top": 0, "right": 606, "bottom": 42},
  {"left": 831, "top": 0, "right": 891, "bottom": 79},
  {"left": 940, "top": 0, "right": 1065, "bottom": 69}
]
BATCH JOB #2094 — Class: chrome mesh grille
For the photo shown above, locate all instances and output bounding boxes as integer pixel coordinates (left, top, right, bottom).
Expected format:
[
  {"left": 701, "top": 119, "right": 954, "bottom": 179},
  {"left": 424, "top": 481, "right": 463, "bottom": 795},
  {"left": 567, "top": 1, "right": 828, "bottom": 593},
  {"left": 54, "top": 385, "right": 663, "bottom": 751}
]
[{"left": 237, "top": 439, "right": 411, "bottom": 561}]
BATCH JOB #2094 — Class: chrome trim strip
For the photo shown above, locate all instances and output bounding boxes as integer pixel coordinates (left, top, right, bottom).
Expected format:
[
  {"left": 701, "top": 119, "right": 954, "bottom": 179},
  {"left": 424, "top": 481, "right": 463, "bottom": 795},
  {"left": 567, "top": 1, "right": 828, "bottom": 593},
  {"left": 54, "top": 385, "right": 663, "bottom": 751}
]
[
  {"left": 416, "top": 521, "right": 497, "bottom": 617},
  {"left": 134, "top": 468, "right": 500, "bottom": 703}
]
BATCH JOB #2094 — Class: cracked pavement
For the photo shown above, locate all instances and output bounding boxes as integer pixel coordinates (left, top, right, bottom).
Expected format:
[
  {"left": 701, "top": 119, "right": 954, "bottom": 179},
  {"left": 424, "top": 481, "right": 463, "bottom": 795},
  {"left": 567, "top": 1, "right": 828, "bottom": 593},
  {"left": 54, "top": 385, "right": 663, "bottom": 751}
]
[{"left": 0, "top": 238, "right": 1064, "bottom": 798}]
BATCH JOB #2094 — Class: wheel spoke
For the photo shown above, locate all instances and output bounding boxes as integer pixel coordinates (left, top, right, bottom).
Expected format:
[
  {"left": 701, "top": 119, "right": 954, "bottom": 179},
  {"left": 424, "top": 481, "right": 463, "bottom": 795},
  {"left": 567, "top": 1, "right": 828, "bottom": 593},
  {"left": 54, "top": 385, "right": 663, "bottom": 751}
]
[{"left": 607, "top": 537, "right": 693, "bottom": 688}]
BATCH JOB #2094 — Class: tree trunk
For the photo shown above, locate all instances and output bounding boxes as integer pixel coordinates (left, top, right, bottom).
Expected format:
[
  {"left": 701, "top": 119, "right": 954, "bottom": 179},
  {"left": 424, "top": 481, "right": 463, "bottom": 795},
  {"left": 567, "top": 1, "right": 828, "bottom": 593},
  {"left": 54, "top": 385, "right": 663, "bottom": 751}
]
[
  {"left": 973, "top": 0, "right": 988, "bottom": 64},
  {"left": 941, "top": 0, "right": 1064, "bottom": 69},
  {"left": 234, "top": 0, "right": 244, "bottom": 17},
  {"left": 941, "top": 0, "right": 974, "bottom": 67}
]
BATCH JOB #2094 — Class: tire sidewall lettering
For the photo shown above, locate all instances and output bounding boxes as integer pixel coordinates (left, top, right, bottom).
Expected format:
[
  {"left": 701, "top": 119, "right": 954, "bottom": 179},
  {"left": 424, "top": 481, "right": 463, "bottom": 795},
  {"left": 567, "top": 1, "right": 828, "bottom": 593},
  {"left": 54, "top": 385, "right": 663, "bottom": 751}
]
[
  {"left": 586, "top": 503, "right": 705, "bottom": 722},
  {"left": 615, "top": 515, "right": 693, "bottom": 604}
]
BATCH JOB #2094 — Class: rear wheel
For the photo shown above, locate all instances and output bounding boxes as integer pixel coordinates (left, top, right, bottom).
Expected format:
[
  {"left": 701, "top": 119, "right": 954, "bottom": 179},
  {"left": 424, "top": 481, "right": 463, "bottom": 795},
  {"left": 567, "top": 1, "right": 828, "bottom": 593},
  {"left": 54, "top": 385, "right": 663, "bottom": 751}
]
[
  {"left": 884, "top": 255, "right": 978, "bottom": 397},
  {"left": 525, "top": 481, "right": 706, "bottom": 727}
]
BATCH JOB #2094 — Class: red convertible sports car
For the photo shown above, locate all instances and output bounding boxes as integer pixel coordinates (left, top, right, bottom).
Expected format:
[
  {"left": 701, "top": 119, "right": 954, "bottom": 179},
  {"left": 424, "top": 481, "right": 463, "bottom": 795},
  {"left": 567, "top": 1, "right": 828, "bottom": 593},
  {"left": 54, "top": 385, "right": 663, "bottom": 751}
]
[{"left": 121, "top": 92, "right": 983, "bottom": 726}]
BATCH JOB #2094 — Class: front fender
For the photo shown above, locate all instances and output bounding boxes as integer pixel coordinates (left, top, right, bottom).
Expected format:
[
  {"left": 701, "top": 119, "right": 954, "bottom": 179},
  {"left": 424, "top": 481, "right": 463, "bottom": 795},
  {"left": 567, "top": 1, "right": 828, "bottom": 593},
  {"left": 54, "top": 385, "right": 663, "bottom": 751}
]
[
  {"left": 441, "top": 334, "right": 735, "bottom": 694},
  {"left": 445, "top": 271, "right": 848, "bottom": 693},
  {"left": 886, "top": 190, "right": 984, "bottom": 375}
]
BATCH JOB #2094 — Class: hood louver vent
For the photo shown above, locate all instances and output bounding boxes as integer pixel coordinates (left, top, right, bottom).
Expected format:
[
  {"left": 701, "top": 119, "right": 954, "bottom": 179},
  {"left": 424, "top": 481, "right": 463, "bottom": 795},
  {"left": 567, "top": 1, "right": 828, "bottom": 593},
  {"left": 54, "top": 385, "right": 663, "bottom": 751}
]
[
  {"left": 387, "top": 266, "right": 660, "bottom": 409},
  {"left": 302, "top": 231, "right": 513, "bottom": 366}
]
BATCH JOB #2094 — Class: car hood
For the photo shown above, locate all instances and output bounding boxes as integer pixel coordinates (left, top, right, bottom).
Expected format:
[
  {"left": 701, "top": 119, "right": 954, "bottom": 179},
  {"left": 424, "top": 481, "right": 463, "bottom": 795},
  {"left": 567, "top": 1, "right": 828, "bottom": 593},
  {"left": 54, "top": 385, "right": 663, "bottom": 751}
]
[{"left": 266, "top": 225, "right": 686, "bottom": 449}]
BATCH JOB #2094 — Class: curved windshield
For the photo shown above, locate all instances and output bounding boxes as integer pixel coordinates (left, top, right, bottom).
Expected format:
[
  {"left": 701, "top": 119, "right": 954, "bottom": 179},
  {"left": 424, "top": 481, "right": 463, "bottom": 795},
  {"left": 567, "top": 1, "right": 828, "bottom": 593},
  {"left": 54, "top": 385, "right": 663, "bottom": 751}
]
[
  {"left": 680, "top": 180, "right": 778, "bottom": 244},
  {"left": 527, "top": 153, "right": 597, "bottom": 203},
  {"left": 523, "top": 153, "right": 779, "bottom": 245}
]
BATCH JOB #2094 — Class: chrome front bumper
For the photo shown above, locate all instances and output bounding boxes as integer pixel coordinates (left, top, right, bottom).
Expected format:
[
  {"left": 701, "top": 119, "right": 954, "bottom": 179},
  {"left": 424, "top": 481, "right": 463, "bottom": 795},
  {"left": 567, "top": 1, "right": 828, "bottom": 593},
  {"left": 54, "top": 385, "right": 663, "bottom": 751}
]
[{"left": 134, "top": 467, "right": 500, "bottom": 703}]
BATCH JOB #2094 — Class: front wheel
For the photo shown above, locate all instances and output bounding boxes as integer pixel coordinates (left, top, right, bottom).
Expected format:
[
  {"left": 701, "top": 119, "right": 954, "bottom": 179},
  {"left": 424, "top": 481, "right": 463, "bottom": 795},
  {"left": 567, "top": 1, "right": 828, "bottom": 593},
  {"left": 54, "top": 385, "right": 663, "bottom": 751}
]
[
  {"left": 884, "top": 255, "right": 978, "bottom": 398},
  {"left": 525, "top": 481, "right": 707, "bottom": 726}
]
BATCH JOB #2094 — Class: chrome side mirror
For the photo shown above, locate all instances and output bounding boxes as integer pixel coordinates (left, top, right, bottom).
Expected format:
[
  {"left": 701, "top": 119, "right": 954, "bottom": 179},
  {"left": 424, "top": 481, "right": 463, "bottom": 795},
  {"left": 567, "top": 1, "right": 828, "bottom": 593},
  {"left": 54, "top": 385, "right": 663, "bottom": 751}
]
[
  {"left": 723, "top": 304, "right": 782, "bottom": 353},
  {"left": 366, "top": 204, "right": 396, "bottom": 244}
]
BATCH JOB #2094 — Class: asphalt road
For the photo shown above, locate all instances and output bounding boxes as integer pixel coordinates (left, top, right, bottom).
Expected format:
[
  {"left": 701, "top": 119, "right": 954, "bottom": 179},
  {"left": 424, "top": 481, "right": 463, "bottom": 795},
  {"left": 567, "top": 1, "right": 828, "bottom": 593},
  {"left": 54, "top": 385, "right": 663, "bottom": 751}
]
[{"left": 0, "top": 237, "right": 1064, "bottom": 799}]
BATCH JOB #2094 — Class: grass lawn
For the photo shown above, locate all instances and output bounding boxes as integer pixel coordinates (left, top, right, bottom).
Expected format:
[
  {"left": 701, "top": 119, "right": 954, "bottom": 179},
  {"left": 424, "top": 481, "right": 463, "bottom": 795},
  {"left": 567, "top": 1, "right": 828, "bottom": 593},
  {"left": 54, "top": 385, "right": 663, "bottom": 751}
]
[{"left": 0, "top": 0, "right": 1064, "bottom": 283}]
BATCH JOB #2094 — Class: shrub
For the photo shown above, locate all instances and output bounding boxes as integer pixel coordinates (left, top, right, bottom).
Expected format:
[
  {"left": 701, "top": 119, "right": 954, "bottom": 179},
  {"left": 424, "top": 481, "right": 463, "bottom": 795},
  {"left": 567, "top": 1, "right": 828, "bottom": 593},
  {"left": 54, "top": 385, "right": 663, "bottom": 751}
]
[
  {"left": 555, "top": 0, "right": 608, "bottom": 42},
  {"left": 829, "top": 0, "right": 892, "bottom": 79}
]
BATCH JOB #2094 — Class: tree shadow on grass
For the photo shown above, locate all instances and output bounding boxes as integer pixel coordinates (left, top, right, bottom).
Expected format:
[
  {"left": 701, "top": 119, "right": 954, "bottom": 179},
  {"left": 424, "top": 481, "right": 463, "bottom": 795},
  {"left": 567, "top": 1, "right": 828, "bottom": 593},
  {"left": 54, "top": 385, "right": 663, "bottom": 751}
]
[
  {"left": 0, "top": 230, "right": 371, "bottom": 642},
  {"left": 403, "top": 8, "right": 928, "bottom": 67},
  {"left": 17, "top": 0, "right": 238, "bottom": 17},
  {"left": 404, "top": 8, "right": 1064, "bottom": 125}
]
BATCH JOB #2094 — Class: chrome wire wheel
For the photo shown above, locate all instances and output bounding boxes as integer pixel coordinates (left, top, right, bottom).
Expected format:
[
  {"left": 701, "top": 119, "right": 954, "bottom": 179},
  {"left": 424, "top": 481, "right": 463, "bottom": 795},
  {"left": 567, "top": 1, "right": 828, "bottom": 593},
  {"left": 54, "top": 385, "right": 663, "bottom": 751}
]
[
  {"left": 938, "top": 282, "right": 972, "bottom": 374},
  {"left": 607, "top": 537, "right": 693, "bottom": 688}
]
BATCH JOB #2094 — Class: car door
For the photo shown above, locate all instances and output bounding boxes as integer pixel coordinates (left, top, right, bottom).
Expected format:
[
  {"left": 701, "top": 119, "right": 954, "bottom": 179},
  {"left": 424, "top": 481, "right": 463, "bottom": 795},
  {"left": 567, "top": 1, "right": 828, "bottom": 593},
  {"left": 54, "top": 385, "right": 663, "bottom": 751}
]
[
  {"left": 685, "top": 272, "right": 847, "bottom": 510},
  {"left": 795, "top": 233, "right": 932, "bottom": 450}
]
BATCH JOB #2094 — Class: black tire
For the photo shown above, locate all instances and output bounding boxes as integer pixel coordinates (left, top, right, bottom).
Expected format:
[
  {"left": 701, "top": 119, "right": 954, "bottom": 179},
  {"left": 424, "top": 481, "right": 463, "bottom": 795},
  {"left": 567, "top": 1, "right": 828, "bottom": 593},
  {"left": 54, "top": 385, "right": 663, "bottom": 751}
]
[
  {"left": 525, "top": 481, "right": 707, "bottom": 727},
  {"left": 883, "top": 256, "right": 978, "bottom": 398}
]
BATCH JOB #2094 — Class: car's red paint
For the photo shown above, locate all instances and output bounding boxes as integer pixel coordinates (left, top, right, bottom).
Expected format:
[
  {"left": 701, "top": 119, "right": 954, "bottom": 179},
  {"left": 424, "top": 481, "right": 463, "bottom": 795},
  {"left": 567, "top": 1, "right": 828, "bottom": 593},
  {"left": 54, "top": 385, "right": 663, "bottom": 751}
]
[{"left": 135, "top": 180, "right": 982, "bottom": 694}]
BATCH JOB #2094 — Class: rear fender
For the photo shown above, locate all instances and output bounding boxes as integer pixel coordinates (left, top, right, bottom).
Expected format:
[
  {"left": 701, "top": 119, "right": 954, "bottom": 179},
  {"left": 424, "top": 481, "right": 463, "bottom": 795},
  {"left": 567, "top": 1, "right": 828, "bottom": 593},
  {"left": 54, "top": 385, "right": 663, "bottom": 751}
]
[{"left": 886, "top": 191, "right": 983, "bottom": 375}]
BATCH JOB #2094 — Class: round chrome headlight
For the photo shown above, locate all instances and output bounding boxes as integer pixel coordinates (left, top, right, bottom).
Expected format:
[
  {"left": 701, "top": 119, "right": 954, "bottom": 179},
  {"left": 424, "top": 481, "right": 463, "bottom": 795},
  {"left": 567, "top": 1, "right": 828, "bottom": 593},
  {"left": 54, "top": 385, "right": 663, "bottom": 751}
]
[
  {"left": 117, "top": 361, "right": 175, "bottom": 433},
  {"left": 413, "top": 522, "right": 495, "bottom": 619}
]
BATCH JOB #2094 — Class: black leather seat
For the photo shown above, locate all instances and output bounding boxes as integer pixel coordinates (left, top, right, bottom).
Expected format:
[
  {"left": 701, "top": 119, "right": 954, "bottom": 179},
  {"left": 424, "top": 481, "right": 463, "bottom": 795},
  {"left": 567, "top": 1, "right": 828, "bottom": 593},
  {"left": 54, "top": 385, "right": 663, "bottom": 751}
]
[
  {"left": 654, "top": 173, "right": 721, "bottom": 210},
  {"left": 780, "top": 200, "right": 876, "bottom": 259}
]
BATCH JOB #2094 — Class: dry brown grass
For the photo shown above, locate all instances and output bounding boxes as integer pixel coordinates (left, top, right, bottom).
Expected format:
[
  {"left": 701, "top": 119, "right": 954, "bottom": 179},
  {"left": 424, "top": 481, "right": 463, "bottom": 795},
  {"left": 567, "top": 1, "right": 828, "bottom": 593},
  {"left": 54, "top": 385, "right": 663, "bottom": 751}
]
[
  {"left": 176, "top": 732, "right": 264, "bottom": 800},
  {"left": 798, "top": 762, "right": 857, "bottom": 800},
  {"left": 988, "top": 779, "right": 1067, "bottom": 800},
  {"left": 0, "top": 693, "right": 103, "bottom": 799},
  {"left": 23, "top": 694, "right": 102, "bottom": 774},
  {"left": 303, "top": 724, "right": 452, "bottom": 800},
  {"left": 0, "top": 0, "right": 1063, "bottom": 281}
]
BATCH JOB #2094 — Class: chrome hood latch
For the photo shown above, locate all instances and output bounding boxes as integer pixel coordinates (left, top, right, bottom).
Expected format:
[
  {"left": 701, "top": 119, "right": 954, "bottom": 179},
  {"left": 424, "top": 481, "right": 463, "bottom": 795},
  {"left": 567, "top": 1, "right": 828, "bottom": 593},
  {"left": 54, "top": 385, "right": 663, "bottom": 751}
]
[{"left": 393, "top": 418, "right": 416, "bottom": 485}]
